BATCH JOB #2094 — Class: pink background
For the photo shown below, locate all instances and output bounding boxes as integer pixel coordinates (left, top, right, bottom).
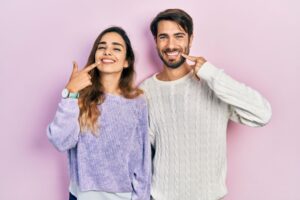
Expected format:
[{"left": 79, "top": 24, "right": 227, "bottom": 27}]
[{"left": 1, "top": 0, "right": 299, "bottom": 199}]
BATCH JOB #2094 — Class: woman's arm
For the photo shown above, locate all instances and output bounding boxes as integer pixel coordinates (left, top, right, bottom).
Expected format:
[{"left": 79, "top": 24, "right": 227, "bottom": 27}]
[
  {"left": 47, "top": 98, "right": 80, "bottom": 152},
  {"left": 131, "top": 99, "right": 151, "bottom": 200}
]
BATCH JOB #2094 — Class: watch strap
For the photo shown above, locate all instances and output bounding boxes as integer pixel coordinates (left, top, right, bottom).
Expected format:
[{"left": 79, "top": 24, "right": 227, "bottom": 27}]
[{"left": 68, "top": 92, "right": 79, "bottom": 99}]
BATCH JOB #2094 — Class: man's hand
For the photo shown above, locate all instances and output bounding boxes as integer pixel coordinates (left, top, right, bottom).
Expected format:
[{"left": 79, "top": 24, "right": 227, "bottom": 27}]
[
  {"left": 182, "top": 53, "right": 206, "bottom": 74},
  {"left": 65, "top": 61, "right": 99, "bottom": 93}
]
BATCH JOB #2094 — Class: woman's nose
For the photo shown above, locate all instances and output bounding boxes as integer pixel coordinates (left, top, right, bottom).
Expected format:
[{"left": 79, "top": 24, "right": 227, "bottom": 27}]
[{"left": 104, "top": 48, "right": 112, "bottom": 56}]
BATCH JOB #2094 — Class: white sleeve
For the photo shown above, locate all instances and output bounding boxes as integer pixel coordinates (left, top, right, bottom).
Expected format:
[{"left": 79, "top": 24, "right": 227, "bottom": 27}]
[
  {"left": 197, "top": 62, "right": 272, "bottom": 127},
  {"left": 139, "top": 81, "right": 156, "bottom": 147}
]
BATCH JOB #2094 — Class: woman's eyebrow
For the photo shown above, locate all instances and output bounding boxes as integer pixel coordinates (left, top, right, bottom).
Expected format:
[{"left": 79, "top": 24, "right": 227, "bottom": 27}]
[
  {"left": 98, "top": 41, "right": 106, "bottom": 46},
  {"left": 98, "top": 41, "right": 124, "bottom": 48},
  {"left": 112, "top": 42, "right": 124, "bottom": 48}
]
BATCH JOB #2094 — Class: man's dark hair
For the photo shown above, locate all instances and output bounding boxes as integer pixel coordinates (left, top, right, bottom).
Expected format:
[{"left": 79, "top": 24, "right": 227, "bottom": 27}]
[{"left": 150, "top": 9, "right": 193, "bottom": 38}]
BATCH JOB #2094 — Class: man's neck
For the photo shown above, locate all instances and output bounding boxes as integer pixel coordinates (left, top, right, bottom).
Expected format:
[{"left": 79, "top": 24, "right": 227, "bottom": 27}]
[{"left": 156, "top": 62, "right": 191, "bottom": 81}]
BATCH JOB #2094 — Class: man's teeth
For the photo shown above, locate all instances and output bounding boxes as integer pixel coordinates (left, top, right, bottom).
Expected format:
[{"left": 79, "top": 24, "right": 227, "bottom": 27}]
[
  {"left": 102, "top": 59, "right": 115, "bottom": 63},
  {"left": 166, "top": 51, "right": 179, "bottom": 56}
]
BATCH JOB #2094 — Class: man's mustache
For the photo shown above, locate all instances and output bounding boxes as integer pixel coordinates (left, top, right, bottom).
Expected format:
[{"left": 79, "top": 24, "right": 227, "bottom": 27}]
[{"left": 163, "top": 48, "right": 181, "bottom": 53}]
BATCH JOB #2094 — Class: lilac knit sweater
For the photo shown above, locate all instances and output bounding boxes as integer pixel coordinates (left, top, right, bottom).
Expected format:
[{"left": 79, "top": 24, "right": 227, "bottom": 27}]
[{"left": 47, "top": 94, "right": 151, "bottom": 200}]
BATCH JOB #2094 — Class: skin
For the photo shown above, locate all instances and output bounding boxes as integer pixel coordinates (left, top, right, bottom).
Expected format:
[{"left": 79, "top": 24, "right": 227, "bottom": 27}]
[
  {"left": 66, "top": 32, "right": 128, "bottom": 95},
  {"left": 155, "top": 20, "right": 207, "bottom": 81}
]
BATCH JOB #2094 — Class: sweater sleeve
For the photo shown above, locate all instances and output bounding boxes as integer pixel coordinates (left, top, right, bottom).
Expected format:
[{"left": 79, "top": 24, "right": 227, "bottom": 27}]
[
  {"left": 47, "top": 98, "right": 80, "bottom": 152},
  {"left": 139, "top": 82, "right": 156, "bottom": 151},
  {"left": 197, "top": 62, "right": 272, "bottom": 127},
  {"left": 131, "top": 99, "right": 151, "bottom": 200}
]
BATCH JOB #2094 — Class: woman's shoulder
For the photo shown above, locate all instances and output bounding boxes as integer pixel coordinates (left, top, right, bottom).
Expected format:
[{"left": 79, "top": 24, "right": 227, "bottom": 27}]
[
  {"left": 132, "top": 93, "right": 147, "bottom": 108},
  {"left": 122, "top": 88, "right": 147, "bottom": 105}
]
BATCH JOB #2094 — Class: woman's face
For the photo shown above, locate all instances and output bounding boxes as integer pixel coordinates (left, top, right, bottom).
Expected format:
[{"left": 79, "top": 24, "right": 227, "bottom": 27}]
[{"left": 95, "top": 32, "right": 128, "bottom": 74}]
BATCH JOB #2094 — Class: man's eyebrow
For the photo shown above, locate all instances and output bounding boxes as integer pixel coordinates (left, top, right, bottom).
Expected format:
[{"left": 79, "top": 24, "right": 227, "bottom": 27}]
[
  {"left": 158, "top": 32, "right": 186, "bottom": 37},
  {"left": 174, "top": 32, "right": 186, "bottom": 36},
  {"left": 158, "top": 33, "right": 168, "bottom": 37}
]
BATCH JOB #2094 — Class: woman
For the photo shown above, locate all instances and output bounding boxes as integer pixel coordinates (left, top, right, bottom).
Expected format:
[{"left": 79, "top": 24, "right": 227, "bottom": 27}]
[{"left": 47, "top": 27, "right": 150, "bottom": 200}]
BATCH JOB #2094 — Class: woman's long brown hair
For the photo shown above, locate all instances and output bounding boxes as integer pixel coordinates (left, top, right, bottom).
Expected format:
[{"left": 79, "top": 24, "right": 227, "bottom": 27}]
[{"left": 78, "top": 27, "right": 142, "bottom": 135}]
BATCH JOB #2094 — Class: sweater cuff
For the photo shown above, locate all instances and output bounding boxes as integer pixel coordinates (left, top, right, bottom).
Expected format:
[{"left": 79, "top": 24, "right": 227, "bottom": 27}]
[
  {"left": 196, "top": 62, "right": 222, "bottom": 81},
  {"left": 60, "top": 98, "right": 79, "bottom": 110}
]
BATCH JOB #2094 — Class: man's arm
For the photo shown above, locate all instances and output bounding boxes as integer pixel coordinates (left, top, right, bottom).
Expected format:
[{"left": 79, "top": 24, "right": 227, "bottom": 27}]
[{"left": 197, "top": 62, "right": 272, "bottom": 127}]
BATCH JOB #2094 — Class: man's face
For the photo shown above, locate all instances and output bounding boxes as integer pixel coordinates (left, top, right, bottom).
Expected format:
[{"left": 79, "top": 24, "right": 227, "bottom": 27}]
[{"left": 156, "top": 20, "right": 192, "bottom": 69}]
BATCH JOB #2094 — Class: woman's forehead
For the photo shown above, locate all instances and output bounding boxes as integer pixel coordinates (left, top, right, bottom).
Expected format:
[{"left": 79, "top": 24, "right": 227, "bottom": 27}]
[{"left": 100, "top": 32, "right": 125, "bottom": 45}]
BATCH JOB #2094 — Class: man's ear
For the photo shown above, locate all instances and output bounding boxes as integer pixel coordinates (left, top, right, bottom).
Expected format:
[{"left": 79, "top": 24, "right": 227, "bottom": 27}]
[{"left": 189, "top": 34, "right": 194, "bottom": 48}]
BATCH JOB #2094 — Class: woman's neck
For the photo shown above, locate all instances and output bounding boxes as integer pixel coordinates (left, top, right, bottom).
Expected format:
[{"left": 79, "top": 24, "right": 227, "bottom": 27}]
[{"left": 100, "top": 73, "right": 121, "bottom": 95}]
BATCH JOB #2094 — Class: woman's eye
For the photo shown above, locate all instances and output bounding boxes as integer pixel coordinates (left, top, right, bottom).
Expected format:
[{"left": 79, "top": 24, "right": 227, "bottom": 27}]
[
  {"left": 114, "top": 48, "right": 121, "bottom": 52},
  {"left": 97, "top": 46, "right": 105, "bottom": 50}
]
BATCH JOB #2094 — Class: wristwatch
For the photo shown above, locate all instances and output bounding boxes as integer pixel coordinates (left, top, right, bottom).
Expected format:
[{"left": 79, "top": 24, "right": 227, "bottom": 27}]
[{"left": 61, "top": 88, "right": 79, "bottom": 99}]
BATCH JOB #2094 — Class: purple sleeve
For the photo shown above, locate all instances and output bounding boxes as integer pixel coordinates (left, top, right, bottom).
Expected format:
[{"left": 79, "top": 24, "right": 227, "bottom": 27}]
[
  {"left": 47, "top": 98, "right": 80, "bottom": 152},
  {"left": 131, "top": 99, "right": 151, "bottom": 200}
]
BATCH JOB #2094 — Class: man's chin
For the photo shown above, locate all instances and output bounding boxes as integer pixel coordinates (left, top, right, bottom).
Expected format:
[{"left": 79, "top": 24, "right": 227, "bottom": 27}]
[{"left": 163, "top": 58, "right": 186, "bottom": 69}]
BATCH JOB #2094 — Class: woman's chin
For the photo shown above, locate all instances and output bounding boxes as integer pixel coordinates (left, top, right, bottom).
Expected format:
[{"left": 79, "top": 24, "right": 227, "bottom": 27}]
[{"left": 99, "top": 69, "right": 123, "bottom": 75}]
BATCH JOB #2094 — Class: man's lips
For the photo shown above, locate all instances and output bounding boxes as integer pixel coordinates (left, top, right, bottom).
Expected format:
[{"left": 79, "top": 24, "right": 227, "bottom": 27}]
[{"left": 164, "top": 50, "right": 181, "bottom": 60}]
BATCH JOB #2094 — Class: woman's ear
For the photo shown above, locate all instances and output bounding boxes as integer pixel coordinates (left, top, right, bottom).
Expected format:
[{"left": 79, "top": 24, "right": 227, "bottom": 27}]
[{"left": 124, "top": 61, "right": 129, "bottom": 68}]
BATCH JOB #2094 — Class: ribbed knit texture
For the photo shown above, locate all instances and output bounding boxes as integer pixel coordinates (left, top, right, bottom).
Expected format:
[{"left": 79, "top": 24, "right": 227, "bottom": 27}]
[
  {"left": 47, "top": 94, "right": 151, "bottom": 200},
  {"left": 140, "top": 62, "right": 272, "bottom": 200}
]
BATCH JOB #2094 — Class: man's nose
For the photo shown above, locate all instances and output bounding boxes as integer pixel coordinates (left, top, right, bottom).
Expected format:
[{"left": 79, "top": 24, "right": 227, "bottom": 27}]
[{"left": 166, "top": 37, "right": 176, "bottom": 49}]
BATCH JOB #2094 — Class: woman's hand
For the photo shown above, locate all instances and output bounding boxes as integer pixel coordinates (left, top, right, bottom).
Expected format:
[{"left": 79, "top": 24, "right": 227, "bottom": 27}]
[{"left": 66, "top": 61, "right": 99, "bottom": 92}]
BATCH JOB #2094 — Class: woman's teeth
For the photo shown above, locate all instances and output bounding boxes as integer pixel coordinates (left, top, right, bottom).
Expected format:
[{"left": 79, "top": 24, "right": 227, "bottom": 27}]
[{"left": 101, "top": 59, "right": 115, "bottom": 63}]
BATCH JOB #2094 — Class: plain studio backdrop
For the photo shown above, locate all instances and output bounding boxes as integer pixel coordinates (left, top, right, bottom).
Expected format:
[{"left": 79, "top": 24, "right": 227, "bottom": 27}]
[{"left": 0, "top": 0, "right": 299, "bottom": 199}]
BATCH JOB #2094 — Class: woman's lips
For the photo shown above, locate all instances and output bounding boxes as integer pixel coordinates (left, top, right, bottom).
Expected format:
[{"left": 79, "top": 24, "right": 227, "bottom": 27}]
[{"left": 101, "top": 58, "right": 115, "bottom": 64}]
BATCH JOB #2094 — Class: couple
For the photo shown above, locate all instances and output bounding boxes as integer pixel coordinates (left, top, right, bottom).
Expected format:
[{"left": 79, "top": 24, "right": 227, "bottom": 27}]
[{"left": 47, "top": 9, "right": 272, "bottom": 200}]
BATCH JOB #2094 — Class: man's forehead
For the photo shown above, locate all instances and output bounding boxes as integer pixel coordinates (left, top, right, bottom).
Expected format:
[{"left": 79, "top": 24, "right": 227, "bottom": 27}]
[{"left": 157, "top": 20, "right": 187, "bottom": 34}]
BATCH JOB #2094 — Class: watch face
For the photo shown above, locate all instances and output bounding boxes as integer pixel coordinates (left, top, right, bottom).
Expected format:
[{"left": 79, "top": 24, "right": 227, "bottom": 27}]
[{"left": 61, "top": 88, "right": 69, "bottom": 98}]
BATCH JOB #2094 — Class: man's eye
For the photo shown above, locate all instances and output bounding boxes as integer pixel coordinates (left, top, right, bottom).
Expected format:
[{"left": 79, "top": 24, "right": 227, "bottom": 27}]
[
  {"left": 159, "top": 36, "right": 166, "bottom": 39},
  {"left": 176, "top": 35, "right": 184, "bottom": 39}
]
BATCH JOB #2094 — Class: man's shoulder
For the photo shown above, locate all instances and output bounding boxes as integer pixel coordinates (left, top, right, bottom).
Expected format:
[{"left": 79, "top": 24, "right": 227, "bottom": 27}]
[{"left": 139, "top": 74, "right": 156, "bottom": 90}]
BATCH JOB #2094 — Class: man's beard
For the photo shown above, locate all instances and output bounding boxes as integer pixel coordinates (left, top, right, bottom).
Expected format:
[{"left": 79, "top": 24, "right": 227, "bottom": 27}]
[{"left": 158, "top": 46, "right": 190, "bottom": 69}]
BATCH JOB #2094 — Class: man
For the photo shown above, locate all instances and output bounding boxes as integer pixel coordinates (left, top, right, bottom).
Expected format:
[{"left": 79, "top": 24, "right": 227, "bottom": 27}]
[{"left": 140, "top": 9, "right": 272, "bottom": 200}]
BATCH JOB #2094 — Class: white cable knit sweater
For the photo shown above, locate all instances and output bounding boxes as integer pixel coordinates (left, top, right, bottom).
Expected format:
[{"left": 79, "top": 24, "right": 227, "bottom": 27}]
[{"left": 140, "top": 62, "right": 272, "bottom": 200}]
